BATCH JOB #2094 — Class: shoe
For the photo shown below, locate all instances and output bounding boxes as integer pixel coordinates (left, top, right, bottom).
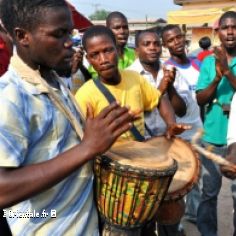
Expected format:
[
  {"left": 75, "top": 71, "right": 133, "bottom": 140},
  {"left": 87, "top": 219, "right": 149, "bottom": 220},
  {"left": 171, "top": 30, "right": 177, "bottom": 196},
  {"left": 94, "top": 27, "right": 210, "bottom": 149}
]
[
  {"left": 177, "top": 228, "right": 186, "bottom": 236},
  {"left": 184, "top": 217, "right": 197, "bottom": 224},
  {"left": 183, "top": 215, "right": 197, "bottom": 224}
]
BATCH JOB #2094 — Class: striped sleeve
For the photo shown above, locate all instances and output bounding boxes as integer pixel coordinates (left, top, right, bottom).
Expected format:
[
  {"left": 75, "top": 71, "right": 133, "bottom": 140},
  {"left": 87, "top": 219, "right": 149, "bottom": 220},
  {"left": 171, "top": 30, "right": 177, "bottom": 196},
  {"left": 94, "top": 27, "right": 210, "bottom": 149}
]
[{"left": 0, "top": 98, "right": 28, "bottom": 167}]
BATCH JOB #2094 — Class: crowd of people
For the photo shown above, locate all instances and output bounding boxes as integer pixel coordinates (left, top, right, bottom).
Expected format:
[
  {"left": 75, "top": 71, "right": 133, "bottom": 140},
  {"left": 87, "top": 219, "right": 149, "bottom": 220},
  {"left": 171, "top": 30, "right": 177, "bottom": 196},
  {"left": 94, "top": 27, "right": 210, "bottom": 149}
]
[{"left": 0, "top": 0, "right": 236, "bottom": 236}]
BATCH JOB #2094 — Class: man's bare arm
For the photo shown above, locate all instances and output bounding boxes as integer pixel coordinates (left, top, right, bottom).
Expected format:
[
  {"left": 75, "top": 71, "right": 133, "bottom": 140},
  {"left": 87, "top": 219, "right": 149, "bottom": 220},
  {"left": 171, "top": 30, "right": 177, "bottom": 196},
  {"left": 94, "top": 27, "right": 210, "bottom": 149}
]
[{"left": 0, "top": 103, "right": 133, "bottom": 208}]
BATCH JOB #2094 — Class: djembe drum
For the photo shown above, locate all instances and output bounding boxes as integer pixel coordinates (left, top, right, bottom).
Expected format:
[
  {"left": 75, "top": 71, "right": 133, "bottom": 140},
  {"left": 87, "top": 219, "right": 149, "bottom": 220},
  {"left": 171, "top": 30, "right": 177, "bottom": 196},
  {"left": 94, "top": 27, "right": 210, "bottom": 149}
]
[
  {"left": 147, "top": 136, "right": 200, "bottom": 225},
  {"left": 94, "top": 140, "right": 177, "bottom": 236}
]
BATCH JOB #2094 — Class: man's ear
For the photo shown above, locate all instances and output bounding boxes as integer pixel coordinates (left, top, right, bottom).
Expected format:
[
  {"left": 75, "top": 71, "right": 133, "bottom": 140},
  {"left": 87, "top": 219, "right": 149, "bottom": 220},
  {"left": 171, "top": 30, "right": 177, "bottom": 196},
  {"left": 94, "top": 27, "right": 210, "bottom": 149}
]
[
  {"left": 85, "top": 53, "right": 89, "bottom": 61},
  {"left": 162, "top": 40, "right": 167, "bottom": 48},
  {"left": 14, "top": 27, "right": 30, "bottom": 46},
  {"left": 85, "top": 53, "right": 92, "bottom": 65}
]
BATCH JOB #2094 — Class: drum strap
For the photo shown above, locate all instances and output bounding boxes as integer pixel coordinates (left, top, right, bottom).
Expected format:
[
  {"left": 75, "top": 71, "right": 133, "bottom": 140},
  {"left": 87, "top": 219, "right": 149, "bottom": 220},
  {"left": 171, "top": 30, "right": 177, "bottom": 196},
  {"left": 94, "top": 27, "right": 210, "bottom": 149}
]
[{"left": 93, "top": 79, "right": 145, "bottom": 142}]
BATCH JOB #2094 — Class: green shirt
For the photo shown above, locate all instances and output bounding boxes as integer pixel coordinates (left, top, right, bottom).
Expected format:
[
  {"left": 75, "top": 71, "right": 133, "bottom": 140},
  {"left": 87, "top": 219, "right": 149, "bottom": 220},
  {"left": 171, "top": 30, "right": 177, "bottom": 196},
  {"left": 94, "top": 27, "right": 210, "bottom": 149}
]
[
  {"left": 196, "top": 55, "right": 236, "bottom": 145},
  {"left": 88, "top": 46, "right": 136, "bottom": 79}
]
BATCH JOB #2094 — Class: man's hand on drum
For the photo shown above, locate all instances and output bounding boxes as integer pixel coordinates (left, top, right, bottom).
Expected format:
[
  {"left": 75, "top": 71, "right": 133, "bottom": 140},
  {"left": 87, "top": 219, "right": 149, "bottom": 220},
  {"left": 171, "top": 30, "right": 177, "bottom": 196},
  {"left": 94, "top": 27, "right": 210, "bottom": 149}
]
[
  {"left": 220, "top": 143, "right": 236, "bottom": 180},
  {"left": 165, "top": 123, "right": 192, "bottom": 139},
  {"left": 81, "top": 101, "right": 139, "bottom": 157}
]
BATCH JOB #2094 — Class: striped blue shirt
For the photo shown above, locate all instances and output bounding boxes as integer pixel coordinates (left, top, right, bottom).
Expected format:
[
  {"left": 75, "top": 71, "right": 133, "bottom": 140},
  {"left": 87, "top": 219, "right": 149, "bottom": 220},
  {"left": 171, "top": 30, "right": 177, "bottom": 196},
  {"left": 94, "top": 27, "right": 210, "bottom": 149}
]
[{"left": 0, "top": 54, "right": 98, "bottom": 236}]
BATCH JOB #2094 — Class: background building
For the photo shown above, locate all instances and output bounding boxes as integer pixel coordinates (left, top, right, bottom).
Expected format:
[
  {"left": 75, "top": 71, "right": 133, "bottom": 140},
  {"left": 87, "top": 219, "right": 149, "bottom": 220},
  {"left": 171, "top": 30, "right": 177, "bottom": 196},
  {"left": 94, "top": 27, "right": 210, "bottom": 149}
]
[
  {"left": 169, "top": 0, "right": 236, "bottom": 51},
  {"left": 92, "top": 18, "right": 167, "bottom": 48}
]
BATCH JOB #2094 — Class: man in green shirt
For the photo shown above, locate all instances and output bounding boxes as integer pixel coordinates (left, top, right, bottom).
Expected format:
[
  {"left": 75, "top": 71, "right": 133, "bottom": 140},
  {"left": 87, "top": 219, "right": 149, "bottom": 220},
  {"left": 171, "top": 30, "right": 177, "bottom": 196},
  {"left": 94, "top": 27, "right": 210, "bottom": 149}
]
[{"left": 196, "top": 11, "right": 236, "bottom": 236}]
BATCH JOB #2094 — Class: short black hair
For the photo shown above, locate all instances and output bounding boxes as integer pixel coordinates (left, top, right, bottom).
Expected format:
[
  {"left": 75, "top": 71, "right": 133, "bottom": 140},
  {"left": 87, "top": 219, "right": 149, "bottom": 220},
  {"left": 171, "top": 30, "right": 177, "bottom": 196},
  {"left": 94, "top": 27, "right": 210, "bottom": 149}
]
[
  {"left": 0, "top": 0, "right": 68, "bottom": 39},
  {"left": 135, "top": 30, "right": 159, "bottom": 47},
  {"left": 106, "top": 11, "right": 127, "bottom": 27},
  {"left": 161, "top": 24, "right": 181, "bottom": 41},
  {"left": 198, "top": 36, "right": 211, "bottom": 50},
  {"left": 82, "top": 25, "right": 116, "bottom": 51},
  {"left": 219, "top": 11, "right": 236, "bottom": 26}
]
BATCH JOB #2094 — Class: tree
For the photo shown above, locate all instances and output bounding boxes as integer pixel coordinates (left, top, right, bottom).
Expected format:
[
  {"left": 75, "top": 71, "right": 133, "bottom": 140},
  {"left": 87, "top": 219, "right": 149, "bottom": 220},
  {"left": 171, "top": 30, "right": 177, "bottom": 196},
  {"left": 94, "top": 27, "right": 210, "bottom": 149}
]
[{"left": 89, "top": 9, "right": 110, "bottom": 21}]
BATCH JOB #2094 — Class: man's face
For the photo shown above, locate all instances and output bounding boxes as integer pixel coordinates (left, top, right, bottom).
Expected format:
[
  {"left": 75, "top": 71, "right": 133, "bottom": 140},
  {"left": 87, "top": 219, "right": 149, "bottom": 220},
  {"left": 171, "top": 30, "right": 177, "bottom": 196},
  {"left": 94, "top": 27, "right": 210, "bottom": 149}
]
[
  {"left": 136, "top": 32, "right": 162, "bottom": 65},
  {"left": 22, "top": 7, "right": 74, "bottom": 71},
  {"left": 218, "top": 17, "right": 236, "bottom": 50},
  {"left": 162, "top": 27, "right": 186, "bottom": 56},
  {"left": 108, "top": 17, "right": 129, "bottom": 47},
  {"left": 85, "top": 35, "right": 119, "bottom": 80}
]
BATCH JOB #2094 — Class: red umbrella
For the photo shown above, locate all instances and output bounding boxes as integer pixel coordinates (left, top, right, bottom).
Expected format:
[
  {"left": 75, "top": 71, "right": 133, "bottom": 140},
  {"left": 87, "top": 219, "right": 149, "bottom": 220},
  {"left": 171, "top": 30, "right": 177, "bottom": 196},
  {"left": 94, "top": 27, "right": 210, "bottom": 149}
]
[{"left": 66, "top": 1, "right": 93, "bottom": 32}]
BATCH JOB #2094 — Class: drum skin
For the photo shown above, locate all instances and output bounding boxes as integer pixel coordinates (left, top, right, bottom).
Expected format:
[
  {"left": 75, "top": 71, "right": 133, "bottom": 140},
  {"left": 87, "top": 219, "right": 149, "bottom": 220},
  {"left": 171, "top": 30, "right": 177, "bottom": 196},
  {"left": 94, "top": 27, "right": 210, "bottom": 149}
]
[
  {"left": 147, "top": 136, "right": 200, "bottom": 201},
  {"left": 94, "top": 140, "right": 177, "bottom": 230},
  {"left": 147, "top": 136, "right": 200, "bottom": 225}
]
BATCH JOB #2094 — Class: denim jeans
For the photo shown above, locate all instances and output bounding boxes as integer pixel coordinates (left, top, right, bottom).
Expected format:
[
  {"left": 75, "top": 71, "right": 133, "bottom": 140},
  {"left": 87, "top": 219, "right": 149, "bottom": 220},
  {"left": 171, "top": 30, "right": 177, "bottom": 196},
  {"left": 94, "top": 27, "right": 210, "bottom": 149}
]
[
  {"left": 185, "top": 182, "right": 202, "bottom": 223},
  {"left": 197, "top": 141, "right": 228, "bottom": 236}
]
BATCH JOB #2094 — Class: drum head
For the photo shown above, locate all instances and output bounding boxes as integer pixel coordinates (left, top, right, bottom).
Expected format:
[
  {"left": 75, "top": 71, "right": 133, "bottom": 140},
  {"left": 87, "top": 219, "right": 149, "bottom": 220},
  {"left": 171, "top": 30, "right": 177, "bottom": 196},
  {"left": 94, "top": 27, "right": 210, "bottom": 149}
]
[
  {"left": 147, "top": 136, "right": 199, "bottom": 200},
  {"left": 106, "top": 140, "right": 175, "bottom": 171}
]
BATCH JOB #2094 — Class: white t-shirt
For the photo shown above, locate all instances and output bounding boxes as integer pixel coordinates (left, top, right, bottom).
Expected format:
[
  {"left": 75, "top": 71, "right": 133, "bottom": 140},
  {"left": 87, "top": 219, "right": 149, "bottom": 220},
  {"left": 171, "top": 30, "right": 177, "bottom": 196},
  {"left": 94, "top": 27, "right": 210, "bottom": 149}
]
[
  {"left": 127, "top": 58, "right": 202, "bottom": 141},
  {"left": 165, "top": 58, "right": 200, "bottom": 100}
]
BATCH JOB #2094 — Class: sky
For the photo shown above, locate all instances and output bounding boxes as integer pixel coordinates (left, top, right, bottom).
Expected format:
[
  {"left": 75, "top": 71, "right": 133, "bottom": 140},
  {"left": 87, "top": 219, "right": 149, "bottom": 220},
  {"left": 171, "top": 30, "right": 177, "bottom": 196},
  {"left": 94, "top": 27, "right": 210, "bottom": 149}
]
[{"left": 68, "top": 0, "right": 181, "bottom": 20}]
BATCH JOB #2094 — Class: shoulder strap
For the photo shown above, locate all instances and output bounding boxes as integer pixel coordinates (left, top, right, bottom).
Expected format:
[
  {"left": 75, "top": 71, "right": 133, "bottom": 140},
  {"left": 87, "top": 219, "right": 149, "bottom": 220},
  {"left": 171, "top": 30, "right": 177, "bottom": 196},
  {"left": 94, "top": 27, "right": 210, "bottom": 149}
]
[
  {"left": 93, "top": 78, "right": 116, "bottom": 103},
  {"left": 39, "top": 71, "right": 85, "bottom": 140},
  {"left": 93, "top": 79, "right": 145, "bottom": 142}
]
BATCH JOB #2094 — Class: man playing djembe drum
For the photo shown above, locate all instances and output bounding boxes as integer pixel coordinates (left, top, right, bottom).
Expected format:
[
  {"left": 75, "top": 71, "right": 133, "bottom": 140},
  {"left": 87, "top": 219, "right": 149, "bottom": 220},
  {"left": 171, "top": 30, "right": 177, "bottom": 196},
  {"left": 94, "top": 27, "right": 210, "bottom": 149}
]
[
  {"left": 75, "top": 25, "right": 190, "bottom": 142},
  {"left": 75, "top": 25, "right": 191, "bottom": 235},
  {"left": 0, "top": 1, "right": 141, "bottom": 235}
]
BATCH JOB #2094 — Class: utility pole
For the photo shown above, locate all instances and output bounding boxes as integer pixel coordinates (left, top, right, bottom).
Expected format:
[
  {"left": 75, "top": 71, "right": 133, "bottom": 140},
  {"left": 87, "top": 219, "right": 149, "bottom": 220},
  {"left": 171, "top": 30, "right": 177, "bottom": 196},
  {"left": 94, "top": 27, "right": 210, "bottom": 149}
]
[
  {"left": 91, "top": 3, "right": 101, "bottom": 12},
  {"left": 145, "top": 14, "right": 148, "bottom": 29}
]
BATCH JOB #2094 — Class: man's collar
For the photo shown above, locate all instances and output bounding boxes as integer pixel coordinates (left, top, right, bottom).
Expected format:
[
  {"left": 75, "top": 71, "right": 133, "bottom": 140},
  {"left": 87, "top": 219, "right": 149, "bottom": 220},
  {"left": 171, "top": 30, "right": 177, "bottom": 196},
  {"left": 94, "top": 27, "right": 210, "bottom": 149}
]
[
  {"left": 129, "top": 58, "right": 146, "bottom": 74},
  {"left": 10, "top": 54, "right": 50, "bottom": 94},
  {"left": 134, "top": 58, "right": 163, "bottom": 75},
  {"left": 230, "top": 56, "right": 236, "bottom": 67}
]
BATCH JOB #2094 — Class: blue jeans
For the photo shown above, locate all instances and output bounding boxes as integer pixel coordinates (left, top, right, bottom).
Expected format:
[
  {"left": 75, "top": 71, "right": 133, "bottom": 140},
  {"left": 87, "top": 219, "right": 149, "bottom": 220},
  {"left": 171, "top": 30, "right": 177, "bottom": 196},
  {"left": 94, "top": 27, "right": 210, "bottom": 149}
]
[
  {"left": 197, "top": 141, "right": 234, "bottom": 236},
  {"left": 185, "top": 182, "right": 202, "bottom": 223}
]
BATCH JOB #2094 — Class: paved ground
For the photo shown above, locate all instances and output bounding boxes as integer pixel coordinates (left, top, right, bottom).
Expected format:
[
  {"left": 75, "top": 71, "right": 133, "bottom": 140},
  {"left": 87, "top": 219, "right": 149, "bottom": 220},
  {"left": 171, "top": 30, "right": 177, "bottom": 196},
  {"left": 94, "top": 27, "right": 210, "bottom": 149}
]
[{"left": 182, "top": 177, "right": 234, "bottom": 236}]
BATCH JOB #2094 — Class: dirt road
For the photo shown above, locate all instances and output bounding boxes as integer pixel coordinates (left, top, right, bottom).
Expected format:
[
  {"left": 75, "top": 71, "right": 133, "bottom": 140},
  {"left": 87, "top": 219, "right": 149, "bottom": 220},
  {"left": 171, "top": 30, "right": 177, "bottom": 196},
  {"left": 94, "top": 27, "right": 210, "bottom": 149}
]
[{"left": 183, "top": 177, "right": 234, "bottom": 236}]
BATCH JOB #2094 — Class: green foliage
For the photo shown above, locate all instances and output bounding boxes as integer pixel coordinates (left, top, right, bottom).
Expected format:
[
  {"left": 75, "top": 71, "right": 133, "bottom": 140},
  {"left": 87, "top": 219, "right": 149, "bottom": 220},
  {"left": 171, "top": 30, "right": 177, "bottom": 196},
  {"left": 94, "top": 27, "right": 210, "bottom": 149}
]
[{"left": 89, "top": 9, "right": 110, "bottom": 20}]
